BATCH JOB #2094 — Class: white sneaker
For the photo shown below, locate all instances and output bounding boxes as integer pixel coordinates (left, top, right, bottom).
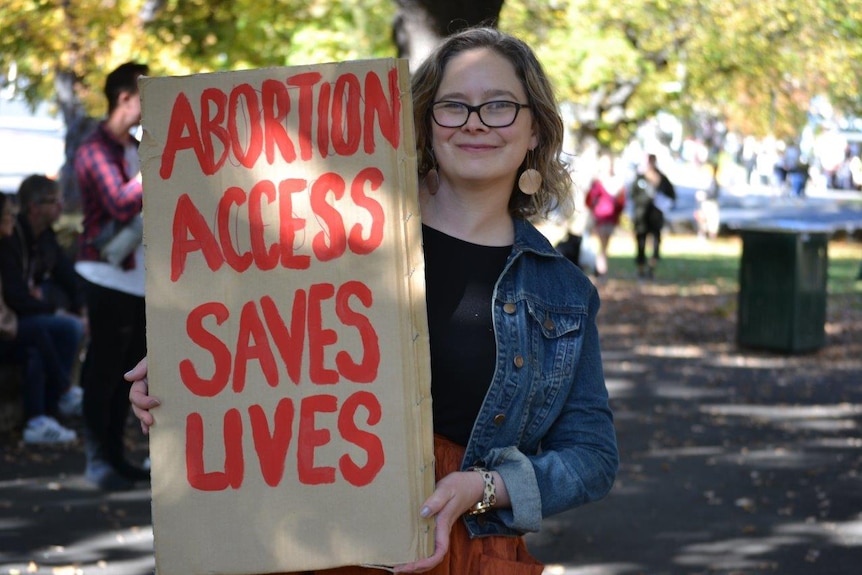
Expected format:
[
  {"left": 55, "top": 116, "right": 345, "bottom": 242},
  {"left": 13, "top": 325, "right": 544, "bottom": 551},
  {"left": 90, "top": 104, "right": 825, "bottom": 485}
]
[
  {"left": 58, "top": 386, "right": 83, "bottom": 417},
  {"left": 23, "top": 416, "right": 78, "bottom": 445}
]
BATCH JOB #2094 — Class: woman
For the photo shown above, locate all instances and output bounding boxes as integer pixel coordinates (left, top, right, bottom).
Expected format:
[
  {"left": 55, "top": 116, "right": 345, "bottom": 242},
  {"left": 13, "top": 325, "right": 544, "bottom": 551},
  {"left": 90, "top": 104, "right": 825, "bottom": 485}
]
[
  {"left": 0, "top": 192, "right": 78, "bottom": 444},
  {"left": 585, "top": 154, "right": 625, "bottom": 278},
  {"left": 128, "top": 27, "right": 618, "bottom": 574}
]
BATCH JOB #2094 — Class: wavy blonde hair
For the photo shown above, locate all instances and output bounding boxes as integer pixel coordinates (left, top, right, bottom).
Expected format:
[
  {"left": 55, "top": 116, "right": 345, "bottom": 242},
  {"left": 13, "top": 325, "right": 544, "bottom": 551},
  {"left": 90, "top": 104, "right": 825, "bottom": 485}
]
[{"left": 411, "top": 27, "right": 572, "bottom": 219}]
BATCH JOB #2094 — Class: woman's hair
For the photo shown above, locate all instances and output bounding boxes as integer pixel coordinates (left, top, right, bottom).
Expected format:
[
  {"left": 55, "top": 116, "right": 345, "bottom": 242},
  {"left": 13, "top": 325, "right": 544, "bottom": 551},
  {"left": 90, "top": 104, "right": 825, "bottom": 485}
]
[
  {"left": 411, "top": 27, "right": 571, "bottom": 219},
  {"left": 17, "top": 174, "right": 59, "bottom": 215}
]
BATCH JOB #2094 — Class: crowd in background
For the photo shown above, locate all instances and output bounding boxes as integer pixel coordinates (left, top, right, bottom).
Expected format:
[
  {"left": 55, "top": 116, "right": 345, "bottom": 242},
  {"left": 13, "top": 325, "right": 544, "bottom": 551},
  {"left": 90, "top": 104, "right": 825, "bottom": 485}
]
[{"left": 0, "top": 62, "right": 148, "bottom": 494}]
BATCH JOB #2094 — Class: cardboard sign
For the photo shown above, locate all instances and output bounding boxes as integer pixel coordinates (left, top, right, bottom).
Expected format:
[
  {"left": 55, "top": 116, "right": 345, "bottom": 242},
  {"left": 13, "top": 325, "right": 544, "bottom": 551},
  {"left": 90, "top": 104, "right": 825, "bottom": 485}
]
[{"left": 139, "top": 59, "right": 433, "bottom": 575}]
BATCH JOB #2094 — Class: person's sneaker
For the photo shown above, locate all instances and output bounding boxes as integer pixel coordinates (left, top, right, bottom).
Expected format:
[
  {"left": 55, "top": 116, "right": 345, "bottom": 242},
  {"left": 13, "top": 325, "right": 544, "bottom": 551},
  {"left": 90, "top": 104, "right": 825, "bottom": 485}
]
[
  {"left": 22, "top": 416, "right": 78, "bottom": 445},
  {"left": 58, "top": 386, "right": 83, "bottom": 417},
  {"left": 85, "top": 458, "right": 134, "bottom": 491}
]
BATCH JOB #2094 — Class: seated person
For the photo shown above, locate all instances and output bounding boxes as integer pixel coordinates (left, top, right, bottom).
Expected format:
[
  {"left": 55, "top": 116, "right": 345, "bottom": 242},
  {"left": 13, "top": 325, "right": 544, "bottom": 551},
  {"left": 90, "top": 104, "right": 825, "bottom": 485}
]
[
  {"left": 0, "top": 175, "right": 86, "bottom": 417},
  {"left": 0, "top": 192, "right": 78, "bottom": 444}
]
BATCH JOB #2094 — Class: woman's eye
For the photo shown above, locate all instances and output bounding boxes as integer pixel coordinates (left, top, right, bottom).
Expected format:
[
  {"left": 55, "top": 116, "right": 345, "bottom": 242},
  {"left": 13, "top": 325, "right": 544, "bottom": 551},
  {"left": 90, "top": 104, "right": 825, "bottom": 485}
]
[{"left": 486, "top": 101, "right": 514, "bottom": 111}]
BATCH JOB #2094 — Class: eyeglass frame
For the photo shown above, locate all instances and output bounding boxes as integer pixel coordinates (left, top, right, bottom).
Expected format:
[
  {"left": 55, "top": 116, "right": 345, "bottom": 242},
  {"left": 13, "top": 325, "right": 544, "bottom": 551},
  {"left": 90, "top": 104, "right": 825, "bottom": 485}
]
[{"left": 430, "top": 100, "right": 531, "bottom": 129}]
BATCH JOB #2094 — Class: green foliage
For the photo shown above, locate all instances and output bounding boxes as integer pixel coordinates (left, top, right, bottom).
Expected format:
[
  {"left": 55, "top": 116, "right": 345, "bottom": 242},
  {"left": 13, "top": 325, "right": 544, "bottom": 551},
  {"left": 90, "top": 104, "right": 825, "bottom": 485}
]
[
  {"left": 143, "top": 0, "right": 396, "bottom": 72},
  {"left": 0, "top": 0, "right": 395, "bottom": 117},
  {"left": 0, "top": 0, "right": 142, "bottom": 113},
  {"left": 502, "top": 0, "right": 862, "bottom": 148},
  {"left": 2, "top": 0, "right": 862, "bottom": 148}
]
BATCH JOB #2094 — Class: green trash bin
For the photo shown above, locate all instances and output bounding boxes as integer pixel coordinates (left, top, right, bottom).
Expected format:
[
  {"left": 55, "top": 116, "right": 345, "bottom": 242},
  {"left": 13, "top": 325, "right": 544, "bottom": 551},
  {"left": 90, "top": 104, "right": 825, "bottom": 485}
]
[{"left": 736, "top": 226, "right": 829, "bottom": 353}]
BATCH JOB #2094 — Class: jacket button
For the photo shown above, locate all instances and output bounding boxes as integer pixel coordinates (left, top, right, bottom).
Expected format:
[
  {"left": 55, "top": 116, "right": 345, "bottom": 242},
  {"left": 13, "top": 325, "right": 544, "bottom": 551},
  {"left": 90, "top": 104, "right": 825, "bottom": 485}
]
[
  {"left": 503, "top": 303, "right": 516, "bottom": 314},
  {"left": 493, "top": 413, "right": 506, "bottom": 426},
  {"left": 513, "top": 355, "right": 524, "bottom": 368},
  {"left": 543, "top": 318, "right": 555, "bottom": 330}
]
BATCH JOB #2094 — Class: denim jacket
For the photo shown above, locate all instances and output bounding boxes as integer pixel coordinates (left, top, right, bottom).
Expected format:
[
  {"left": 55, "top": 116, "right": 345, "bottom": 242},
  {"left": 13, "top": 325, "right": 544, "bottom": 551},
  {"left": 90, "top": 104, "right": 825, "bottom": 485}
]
[{"left": 462, "top": 218, "right": 619, "bottom": 537}]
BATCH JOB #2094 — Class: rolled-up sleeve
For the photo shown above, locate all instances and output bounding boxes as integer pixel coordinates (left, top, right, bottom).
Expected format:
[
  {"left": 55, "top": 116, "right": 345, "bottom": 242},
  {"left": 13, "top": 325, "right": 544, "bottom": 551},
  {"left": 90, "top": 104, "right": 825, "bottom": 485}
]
[{"left": 478, "top": 287, "right": 619, "bottom": 534}]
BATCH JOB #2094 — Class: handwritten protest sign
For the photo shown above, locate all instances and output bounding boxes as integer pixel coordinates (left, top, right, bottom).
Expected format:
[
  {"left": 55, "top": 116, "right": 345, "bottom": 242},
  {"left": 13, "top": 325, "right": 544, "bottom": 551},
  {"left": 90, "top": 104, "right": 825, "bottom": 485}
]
[{"left": 139, "top": 59, "right": 433, "bottom": 574}]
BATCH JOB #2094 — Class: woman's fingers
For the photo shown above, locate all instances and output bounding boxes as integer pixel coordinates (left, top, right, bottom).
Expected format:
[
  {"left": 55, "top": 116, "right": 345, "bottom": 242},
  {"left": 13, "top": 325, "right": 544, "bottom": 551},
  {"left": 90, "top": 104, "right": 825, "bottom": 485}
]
[
  {"left": 126, "top": 359, "right": 161, "bottom": 435},
  {"left": 394, "top": 522, "right": 451, "bottom": 573},
  {"left": 124, "top": 357, "right": 148, "bottom": 382},
  {"left": 394, "top": 471, "right": 485, "bottom": 573}
]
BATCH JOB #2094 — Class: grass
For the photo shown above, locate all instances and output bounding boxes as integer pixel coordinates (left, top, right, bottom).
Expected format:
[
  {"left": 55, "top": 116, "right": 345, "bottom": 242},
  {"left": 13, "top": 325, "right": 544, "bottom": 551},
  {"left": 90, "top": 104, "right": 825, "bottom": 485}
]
[{"left": 597, "top": 230, "right": 862, "bottom": 299}]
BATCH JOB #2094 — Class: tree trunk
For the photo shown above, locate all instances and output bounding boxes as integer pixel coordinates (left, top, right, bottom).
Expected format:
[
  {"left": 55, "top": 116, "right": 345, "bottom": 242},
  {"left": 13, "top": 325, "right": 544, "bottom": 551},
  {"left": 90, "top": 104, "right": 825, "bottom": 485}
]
[
  {"left": 392, "top": 0, "right": 504, "bottom": 70},
  {"left": 54, "top": 69, "right": 97, "bottom": 212}
]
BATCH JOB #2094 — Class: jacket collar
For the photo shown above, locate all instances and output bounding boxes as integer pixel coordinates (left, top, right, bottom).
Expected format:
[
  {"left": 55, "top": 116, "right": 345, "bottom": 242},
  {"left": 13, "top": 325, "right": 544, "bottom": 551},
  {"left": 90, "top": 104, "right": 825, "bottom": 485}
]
[{"left": 511, "top": 217, "right": 561, "bottom": 259}]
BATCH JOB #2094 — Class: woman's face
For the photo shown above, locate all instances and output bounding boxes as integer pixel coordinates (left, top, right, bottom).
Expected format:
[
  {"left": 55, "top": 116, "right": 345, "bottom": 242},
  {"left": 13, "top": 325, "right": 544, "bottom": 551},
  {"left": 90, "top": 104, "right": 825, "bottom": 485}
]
[
  {"left": 0, "top": 200, "right": 17, "bottom": 237},
  {"left": 431, "top": 48, "right": 537, "bottom": 193}
]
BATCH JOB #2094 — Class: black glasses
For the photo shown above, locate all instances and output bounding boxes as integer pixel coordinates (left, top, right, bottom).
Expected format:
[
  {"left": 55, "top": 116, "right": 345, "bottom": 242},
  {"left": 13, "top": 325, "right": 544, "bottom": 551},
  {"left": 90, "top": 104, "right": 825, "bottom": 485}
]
[{"left": 431, "top": 100, "right": 530, "bottom": 128}]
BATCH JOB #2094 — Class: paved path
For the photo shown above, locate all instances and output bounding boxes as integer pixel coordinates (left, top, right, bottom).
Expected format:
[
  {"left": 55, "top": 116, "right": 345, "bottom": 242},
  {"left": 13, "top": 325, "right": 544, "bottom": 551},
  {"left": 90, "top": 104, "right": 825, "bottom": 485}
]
[
  {"left": 526, "top": 339, "right": 862, "bottom": 574},
  {"left": 4, "top": 293, "right": 861, "bottom": 575},
  {"left": 1, "top": 179, "right": 860, "bottom": 573},
  {"left": 0, "top": 426, "right": 153, "bottom": 575}
]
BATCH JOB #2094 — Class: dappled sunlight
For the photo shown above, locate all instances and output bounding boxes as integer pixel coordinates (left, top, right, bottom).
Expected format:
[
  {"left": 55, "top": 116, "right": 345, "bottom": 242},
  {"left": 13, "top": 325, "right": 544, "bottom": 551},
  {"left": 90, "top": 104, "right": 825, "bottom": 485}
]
[
  {"left": 542, "top": 563, "right": 643, "bottom": 575},
  {"left": 527, "top": 232, "right": 862, "bottom": 573},
  {"left": 651, "top": 382, "right": 727, "bottom": 400},
  {"left": 710, "top": 447, "right": 838, "bottom": 470},
  {"left": 673, "top": 534, "right": 801, "bottom": 571},
  {"left": 633, "top": 344, "right": 705, "bottom": 358},
  {"left": 787, "top": 419, "right": 858, "bottom": 432},
  {"left": 708, "top": 354, "right": 795, "bottom": 369},
  {"left": 646, "top": 445, "right": 726, "bottom": 458},
  {"left": 0, "top": 527, "right": 154, "bottom": 574},
  {"left": 603, "top": 361, "right": 651, "bottom": 377},
  {"left": 777, "top": 514, "right": 862, "bottom": 546},
  {"left": 603, "top": 377, "right": 635, "bottom": 398},
  {"left": 701, "top": 403, "right": 862, "bottom": 421},
  {"left": 597, "top": 323, "right": 645, "bottom": 337},
  {"left": 803, "top": 436, "right": 862, "bottom": 448},
  {"left": 670, "top": 513, "right": 862, "bottom": 572}
]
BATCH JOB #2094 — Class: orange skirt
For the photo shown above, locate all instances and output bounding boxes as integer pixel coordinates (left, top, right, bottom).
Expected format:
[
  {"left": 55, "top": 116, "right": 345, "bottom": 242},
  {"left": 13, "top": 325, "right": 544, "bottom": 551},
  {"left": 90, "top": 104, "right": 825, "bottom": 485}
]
[{"left": 281, "top": 435, "right": 543, "bottom": 575}]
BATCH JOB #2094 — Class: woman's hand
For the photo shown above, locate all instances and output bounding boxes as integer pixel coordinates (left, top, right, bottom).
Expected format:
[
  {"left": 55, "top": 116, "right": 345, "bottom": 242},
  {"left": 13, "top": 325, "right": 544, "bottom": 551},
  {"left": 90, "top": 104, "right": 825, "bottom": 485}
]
[
  {"left": 125, "top": 357, "right": 161, "bottom": 434},
  {"left": 395, "top": 469, "right": 507, "bottom": 573}
]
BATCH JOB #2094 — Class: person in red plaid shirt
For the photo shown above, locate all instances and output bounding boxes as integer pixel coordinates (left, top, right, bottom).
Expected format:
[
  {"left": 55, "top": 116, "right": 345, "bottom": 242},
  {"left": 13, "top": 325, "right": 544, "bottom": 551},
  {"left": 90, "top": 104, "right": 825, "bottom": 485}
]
[{"left": 74, "top": 61, "right": 150, "bottom": 490}]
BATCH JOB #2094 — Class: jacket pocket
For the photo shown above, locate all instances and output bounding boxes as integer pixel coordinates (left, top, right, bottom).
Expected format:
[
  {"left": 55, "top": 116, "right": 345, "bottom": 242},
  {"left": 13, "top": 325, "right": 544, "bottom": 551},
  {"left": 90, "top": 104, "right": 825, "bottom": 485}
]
[
  {"left": 521, "top": 300, "right": 586, "bottom": 427},
  {"left": 526, "top": 300, "right": 583, "bottom": 339}
]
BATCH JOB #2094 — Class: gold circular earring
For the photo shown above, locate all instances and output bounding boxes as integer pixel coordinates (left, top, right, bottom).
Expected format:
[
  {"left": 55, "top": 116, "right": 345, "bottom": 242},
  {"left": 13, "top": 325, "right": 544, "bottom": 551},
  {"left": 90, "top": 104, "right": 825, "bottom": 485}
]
[{"left": 518, "top": 149, "right": 542, "bottom": 196}]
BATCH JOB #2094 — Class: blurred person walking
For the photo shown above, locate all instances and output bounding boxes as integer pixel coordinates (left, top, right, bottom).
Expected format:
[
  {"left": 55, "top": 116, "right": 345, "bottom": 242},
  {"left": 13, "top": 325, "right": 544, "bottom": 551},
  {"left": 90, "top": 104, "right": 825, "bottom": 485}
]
[
  {"left": 631, "top": 153, "right": 675, "bottom": 279},
  {"left": 694, "top": 163, "right": 721, "bottom": 240},
  {"left": 585, "top": 154, "right": 626, "bottom": 279},
  {"left": 783, "top": 140, "right": 808, "bottom": 197}
]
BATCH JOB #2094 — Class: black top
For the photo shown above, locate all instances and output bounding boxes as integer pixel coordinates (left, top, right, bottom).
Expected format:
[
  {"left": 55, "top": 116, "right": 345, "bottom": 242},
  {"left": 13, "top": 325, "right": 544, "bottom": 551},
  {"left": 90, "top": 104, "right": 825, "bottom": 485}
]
[
  {"left": 0, "top": 215, "right": 83, "bottom": 316},
  {"left": 422, "top": 224, "right": 511, "bottom": 446}
]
